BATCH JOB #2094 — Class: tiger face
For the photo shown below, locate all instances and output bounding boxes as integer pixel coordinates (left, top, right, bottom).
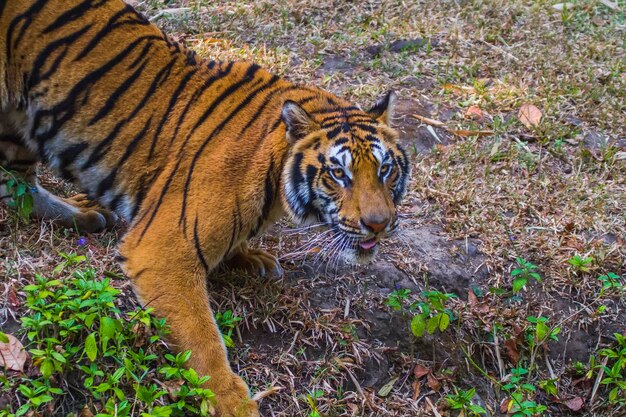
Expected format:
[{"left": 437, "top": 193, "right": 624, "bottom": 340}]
[{"left": 281, "top": 92, "right": 410, "bottom": 264}]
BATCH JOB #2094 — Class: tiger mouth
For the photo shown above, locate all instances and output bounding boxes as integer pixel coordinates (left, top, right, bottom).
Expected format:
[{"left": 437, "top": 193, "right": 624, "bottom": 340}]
[{"left": 358, "top": 236, "right": 378, "bottom": 251}]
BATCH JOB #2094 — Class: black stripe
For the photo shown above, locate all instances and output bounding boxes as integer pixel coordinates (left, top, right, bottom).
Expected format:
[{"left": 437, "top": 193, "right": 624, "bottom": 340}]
[
  {"left": 227, "top": 199, "right": 242, "bottom": 254},
  {"left": 193, "top": 217, "right": 209, "bottom": 274},
  {"left": 58, "top": 142, "right": 89, "bottom": 179},
  {"left": 326, "top": 125, "right": 342, "bottom": 139},
  {"left": 29, "top": 24, "right": 93, "bottom": 89},
  {"left": 75, "top": 4, "right": 151, "bottom": 60},
  {"left": 95, "top": 116, "right": 152, "bottom": 197},
  {"left": 32, "top": 35, "right": 163, "bottom": 150},
  {"left": 8, "top": 0, "right": 48, "bottom": 59},
  {"left": 179, "top": 68, "right": 278, "bottom": 227},
  {"left": 321, "top": 117, "right": 374, "bottom": 129},
  {"left": 167, "top": 62, "right": 235, "bottom": 148},
  {"left": 251, "top": 155, "right": 277, "bottom": 235},
  {"left": 148, "top": 68, "right": 198, "bottom": 159},
  {"left": 89, "top": 58, "right": 149, "bottom": 125},
  {"left": 81, "top": 57, "right": 176, "bottom": 170},
  {"left": 310, "top": 105, "right": 357, "bottom": 115},
  {"left": 43, "top": 0, "right": 106, "bottom": 34},
  {"left": 0, "top": 134, "right": 23, "bottom": 144}
]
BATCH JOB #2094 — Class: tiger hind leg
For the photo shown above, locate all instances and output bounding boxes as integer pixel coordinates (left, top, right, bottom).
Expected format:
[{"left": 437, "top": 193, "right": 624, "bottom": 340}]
[{"left": 0, "top": 132, "right": 117, "bottom": 233}]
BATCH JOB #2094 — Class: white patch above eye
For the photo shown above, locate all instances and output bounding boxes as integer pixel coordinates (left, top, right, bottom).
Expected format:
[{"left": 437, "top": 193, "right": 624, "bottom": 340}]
[
  {"left": 329, "top": 144, "right": 353, "bottom": 179},
  {"left": 371, "top": 143, "right": 387, "bottom": 164}
]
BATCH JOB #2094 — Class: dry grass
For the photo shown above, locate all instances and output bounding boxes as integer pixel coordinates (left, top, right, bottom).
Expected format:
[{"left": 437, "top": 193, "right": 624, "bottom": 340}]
[{"left": 2, "top": 0, "right": 625, "bottom": 416}]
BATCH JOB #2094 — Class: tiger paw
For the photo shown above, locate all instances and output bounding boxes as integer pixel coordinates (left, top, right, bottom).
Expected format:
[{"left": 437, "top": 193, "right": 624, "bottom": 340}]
[
  {"left": 65, "top": 193, "right": 119, "bottom": 231},
  {"left": 213, "top": 374, "right": 260, "bottom": 417},
  {"left": 223, "top": 247, "right": 283, "bottom": 277}
]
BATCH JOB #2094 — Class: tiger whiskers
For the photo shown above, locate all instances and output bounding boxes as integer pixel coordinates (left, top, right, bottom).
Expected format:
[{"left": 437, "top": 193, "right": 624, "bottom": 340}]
[{"left": 280, "top": 228, "right": 335, "bottom": 261}]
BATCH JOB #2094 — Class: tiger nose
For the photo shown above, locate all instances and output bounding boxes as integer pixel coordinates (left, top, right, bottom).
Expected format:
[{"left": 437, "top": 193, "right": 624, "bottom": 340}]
[{"left": 361, "top": 216, "right": 390, "bottom": 234}]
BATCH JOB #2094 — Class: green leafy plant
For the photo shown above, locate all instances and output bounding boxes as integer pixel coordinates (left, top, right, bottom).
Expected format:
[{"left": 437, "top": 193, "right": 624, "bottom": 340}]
[
  {"left": 1, "top": 168, "right": 34, "bottom": 223},
  {"left": 0, "top": 254, "right": 216, "bottom": 417},
  {"left": 385, "top": 288, "right": 457, "bottom": 338},
  {"left": 597, "top": 333, "right": 626, "bottom": 404},
  {"left": 446, "top": 388, "right": 487, "bottom": 416},
  {"left": 502, "top": 366, "right": 548, "bottom": 417},
  {"left": 511, "top": 258, "right": 541, "bottom": 293},
  {"left": 303, "top": 389, "right": 324, "bottom": 417},
  {"left": 385, "top": 288, "right": 411, "bottom": 311},
  {"left": 215, "top": 310, "right": 242, "bottom": 348},
  {"left": 568, "top": 255, "right": 593, "bottom": 273},
  {"left": 598, "top": 272, "right": 624, "bottom": 295}
]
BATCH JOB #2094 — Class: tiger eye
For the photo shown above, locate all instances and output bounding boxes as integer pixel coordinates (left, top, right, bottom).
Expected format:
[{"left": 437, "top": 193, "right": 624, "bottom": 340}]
[{"left": 332, "top": 167, "right": 345, "bottom": 179}]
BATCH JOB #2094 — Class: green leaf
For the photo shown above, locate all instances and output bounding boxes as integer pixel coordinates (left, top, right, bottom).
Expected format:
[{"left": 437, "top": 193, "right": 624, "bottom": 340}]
[
  {"left": 427, "top": 315, "right": 440, "bottom": 334},
  {"left": 40, "top": 358, "right": 55, "bottom": 379},
  {"left": 512, "top": 277, "right": 527, "bottom": 293},
  {"left": 100, "top": 317, "right": 117, "bottom": 349},
  {"left": 377, "top": 376, "right": 398, "bottom": 397},
  {"left": 439, "top": 313, "right": 450, "bottom": 332},
  {"left": 0, "top": 331, "right": 9, "bottom": 343},
  {"left": 536, "top": 322, "right": 549, "bottom": 340},
  {"left": 85, "top": 332, "right": 98, "bottom": 361},
  {"left": 410, "top": 314, "right": 426, "bottom": 338}
]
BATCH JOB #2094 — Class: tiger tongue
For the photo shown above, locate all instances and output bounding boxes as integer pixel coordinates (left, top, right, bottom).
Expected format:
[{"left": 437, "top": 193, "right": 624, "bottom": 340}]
[{"left": 359, "top": 238, "right": 378, "bottom": 250}]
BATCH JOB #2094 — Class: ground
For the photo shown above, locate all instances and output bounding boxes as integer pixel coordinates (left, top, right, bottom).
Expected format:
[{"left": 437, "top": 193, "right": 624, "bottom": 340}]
[{"left": 1, "top": 1, "right": 625, "bottom": 416}]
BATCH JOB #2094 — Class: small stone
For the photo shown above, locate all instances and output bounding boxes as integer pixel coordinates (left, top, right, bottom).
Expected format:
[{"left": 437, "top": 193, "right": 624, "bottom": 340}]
[
  {"left": 389, "top": 38, "right": 428, "bottom": 53},
  {"left": 365, "top": 45, "right": 383, "bottom": 57}
]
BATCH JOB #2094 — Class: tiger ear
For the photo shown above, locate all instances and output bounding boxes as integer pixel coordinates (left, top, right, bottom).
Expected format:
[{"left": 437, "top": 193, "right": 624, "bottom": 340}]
[
  {"left": 368, "top": 91, "right": 397, "bottom": 126},
  {"left": 281, "top": 100, "right": 319, "bottom": 143}
]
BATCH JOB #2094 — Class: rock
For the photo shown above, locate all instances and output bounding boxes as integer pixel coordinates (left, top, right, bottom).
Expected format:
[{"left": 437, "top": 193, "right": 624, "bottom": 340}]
[
  {"left": 365, "top": 45, "right": 383, "bottom": 57},
  {"left": 390, "top": 38, "right": 429, "bottom": 53}
]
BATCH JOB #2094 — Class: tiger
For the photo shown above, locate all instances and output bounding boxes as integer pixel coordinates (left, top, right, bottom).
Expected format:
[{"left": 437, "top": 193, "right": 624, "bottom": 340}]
[{"left": 0, "top": 0, "right": 411, "bottom": 416}]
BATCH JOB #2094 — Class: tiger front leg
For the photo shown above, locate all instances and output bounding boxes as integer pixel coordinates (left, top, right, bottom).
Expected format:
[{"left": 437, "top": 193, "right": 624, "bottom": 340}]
[
  {"left": 222, "top": 241, "right": 283, "bottom": 277},
  {"left": 120, "top": 222, "right": 259, "bottom": 417}
]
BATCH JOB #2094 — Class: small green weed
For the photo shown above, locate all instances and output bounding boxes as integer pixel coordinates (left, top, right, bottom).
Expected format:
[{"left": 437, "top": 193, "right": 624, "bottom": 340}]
[
  {"left": 215, "top": 310, "right": 242, "bottom": 348},
  {"left": 446, "top": 388, "right": 486, "bottom": 416},
  {"left": 511, "top": 258, "right": 541, "bottom": 293},
  {"left": 597, "top": 333, "right": 626, "bottom": 404},
  {"left": 598, "top": 272, "right": 625, "bottom": 296},
  {"left": 568, "top": 255, "right": 594, "bottom": 273},
  {"left": 1, "top": 168, "right": 34, "bottom": 223},
  {"left": 385, "top": 288, "right": 457, "bottom": 338},
  {"left": 502, "top": 366, "right": 548, "bottom": 417},
  {"left": 303, "top": 389, "right": 324, "bottom": 417}
]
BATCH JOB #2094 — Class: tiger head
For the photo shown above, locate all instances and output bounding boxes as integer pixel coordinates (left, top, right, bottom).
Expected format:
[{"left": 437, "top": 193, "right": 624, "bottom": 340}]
[{"left": 281, "top": 91, "right": 410, "bottom": 264}]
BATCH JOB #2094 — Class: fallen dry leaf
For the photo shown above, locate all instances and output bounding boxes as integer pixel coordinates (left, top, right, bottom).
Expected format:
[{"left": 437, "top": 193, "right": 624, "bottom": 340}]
[
  {"left": 0, "top": 334, "right": 28, "bottom": 372},
  {"left": 504, "top": 339, "right": 521, "bottom": 364},
  {"left": 448, "top": 129, "right": 494, "bottom": 137},
  {"left": 426, "top": 373, "right": 441, "bottom": 392},
  {"left": 79, "top": 406, "right": 94, "bottom": 417},
  {"left": 565, "top": 396, "right": 584, "bottom": 411},
  {"left": 7, "top": 285, "right": 19, "bottom": 309},
  {"left": 412, "top": 113, "right": 446, "bottom": 127},
  {"left": 411, "top": 380, "right": 421, "bottom": 401},
  {"left": 468, "top": 289, "right": 478, "bottom": 307},
  {"left": 413, "top": 364, "right": 431, "bottom": 378},
  {"left": 500, "top": 398, "right": 512, "bottom": 413},
  {"left": 518, "top": 104, "right": 542, "bottom": 129},
  {"left": 465, "top": 105, "right": 484, "bottom": 120},
  {"left": 441, "top": 83, "right": 474, "bottom": 95}
]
